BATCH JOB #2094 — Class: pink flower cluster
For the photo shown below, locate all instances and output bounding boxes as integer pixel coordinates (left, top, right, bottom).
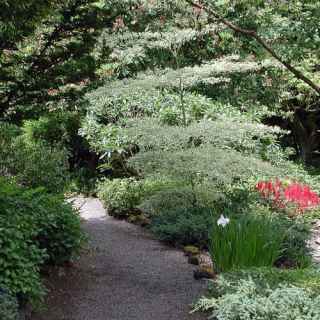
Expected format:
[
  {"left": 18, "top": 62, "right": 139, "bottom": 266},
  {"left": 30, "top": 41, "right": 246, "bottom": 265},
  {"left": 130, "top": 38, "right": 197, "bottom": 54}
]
[{"left": 256, "top": 179, "right": 320, "bottom": 215}]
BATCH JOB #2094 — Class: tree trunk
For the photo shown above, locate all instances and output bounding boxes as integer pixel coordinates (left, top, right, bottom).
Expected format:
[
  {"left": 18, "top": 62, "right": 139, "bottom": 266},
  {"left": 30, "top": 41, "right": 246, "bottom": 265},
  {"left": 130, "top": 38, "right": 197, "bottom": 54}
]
[{"left": 291, "top": 109, "right": 320, "bottom": 166}]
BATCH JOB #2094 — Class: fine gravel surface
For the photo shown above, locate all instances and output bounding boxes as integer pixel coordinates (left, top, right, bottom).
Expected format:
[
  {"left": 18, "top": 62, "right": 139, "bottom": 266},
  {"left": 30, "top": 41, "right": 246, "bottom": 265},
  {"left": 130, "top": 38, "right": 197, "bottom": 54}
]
[
  {"left": 32, "top": 197, "right": 207, "bottom": 320},
  {"left": 309, "top": 220, "right": 320, "bottom": 264}
]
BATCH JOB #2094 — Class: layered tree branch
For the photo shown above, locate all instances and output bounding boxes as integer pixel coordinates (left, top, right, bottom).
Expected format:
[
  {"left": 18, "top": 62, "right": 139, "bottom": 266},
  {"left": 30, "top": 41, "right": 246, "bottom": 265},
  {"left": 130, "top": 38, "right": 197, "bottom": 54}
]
[
  {"left": 30, "top": 0, "right": 83, "bottom": 71},
  {"left": 186, "top": 0, "right": 320, "bottom": 95}
]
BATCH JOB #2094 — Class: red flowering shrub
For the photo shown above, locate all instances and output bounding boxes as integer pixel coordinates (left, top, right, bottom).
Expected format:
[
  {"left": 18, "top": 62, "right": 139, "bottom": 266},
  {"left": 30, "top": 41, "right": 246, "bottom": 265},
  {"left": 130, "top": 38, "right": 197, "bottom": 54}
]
[{"left": 256, "top": 179, "right": 320, "bottom": 215}]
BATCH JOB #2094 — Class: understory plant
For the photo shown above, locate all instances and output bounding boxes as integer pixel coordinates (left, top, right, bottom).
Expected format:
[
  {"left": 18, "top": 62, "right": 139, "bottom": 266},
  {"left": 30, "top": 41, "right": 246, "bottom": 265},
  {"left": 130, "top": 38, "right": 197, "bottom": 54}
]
[
  {"left": 151, "top": 207, "right": 214, "bottom": 247},
  {"left": 280, "top": 219, "right": 312, "bottom": 268},
  {"left": 206, "top": 268, "right": 320, "bottom": 295},
  {"left": 0, "top": 289, "right": 19, "bottom": 320},
  {"left": 0, "top": 178, "right": 84, "bottom": 304},
  {"left": 210, "top": 213, "right": 285, "bottom": 272},
  {"left": 97, "top": 178, "right": 145, "bottom": 217},
  {"left": 0, "top": 123, "right": 70, "bottom": 193},
  {"left": 193, "top": 272, "right": 320, "bottom": 320}
]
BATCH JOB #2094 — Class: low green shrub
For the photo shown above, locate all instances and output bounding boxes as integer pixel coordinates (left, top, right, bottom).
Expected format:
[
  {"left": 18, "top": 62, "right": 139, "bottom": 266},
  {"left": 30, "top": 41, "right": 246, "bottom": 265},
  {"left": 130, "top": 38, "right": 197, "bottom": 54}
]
[
  {"left": 139, "top": 188, "right": 199, "bottom": 217},
  {"left": 0, "top": 181, "right": 45, "bottom": 302},
  {"left": 0, "top": 122, "right": 21, "bottom": 145},
  {"left": 139, "top": 184, "right": 253, "bottom": 247},
  {"left": 97, "top": 178, "right": 145, "bottom": 216},
  {"left": 22, "top": 112, "right": 96, "bottom": 187},
  {"left": 0, "top": 289, "right": 19, "bottom": 320},
  {"left": 0, "top": 123, "right": 69, "bottom": 193},
  {"left": 22, "top": 112, "right": 81, "bottom": 148},
  {"left": 11, "top": 138, "right": 70, "bottom": 193},
  {"left": 0, "top": 122, "right": 21, "bottom": 177},
  {"left": 159, "top": 106, "right": 182, "bottom": 126},
  {"left": 0, "top": 123, "right": 70, "bottom": 193},
  {"left": 193, "top": 272, "right": 320, "bottom": 320},
  {"left": 139, "top": 176, "right": 259, "bottom": 216},
  {"left": 129, "top": 146, "right": 285, "bottom": 189},
  {"left": 141, "top": 186, "right": 311, "bottom": 261},
  {"left": 34, "top": 193, "right": 84, "bottom": 265},
  {"left": 208, "top": 268, "right": 320, "bottom": 295},
  {"left": 151, "top": 207, "right": 214, "bottom": 247},
  {"left": 279, "top": 217, "right": 312, "bottom": 268},
  {"left": 210, "top": 214, "right": 285, "bottom": 272},
  {"left": 97, "top": 176, "right": 184, "bottom": 217},
  {"left": 0, "top": 178, "right": 84, "bottom": 303},
  {"left": 124, "top": 117, "right": 286, "bottom": 161}
]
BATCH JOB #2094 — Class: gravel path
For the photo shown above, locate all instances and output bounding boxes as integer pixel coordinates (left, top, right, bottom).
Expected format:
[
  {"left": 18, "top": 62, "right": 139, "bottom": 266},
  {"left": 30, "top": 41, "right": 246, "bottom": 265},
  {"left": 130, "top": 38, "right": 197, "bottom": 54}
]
[
  {"left": 309, "top": 220, "right": 320, "bottom": 264},
  {"left": 32, "top": 197, "right": 207, "bottom": 320}
]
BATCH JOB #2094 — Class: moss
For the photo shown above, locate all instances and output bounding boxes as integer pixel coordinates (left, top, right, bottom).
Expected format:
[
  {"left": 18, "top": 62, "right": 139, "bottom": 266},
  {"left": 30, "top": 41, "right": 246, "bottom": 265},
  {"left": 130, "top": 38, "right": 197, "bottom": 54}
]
[{"left": 183, "top": 245, "right": 200, "bottom": 256}]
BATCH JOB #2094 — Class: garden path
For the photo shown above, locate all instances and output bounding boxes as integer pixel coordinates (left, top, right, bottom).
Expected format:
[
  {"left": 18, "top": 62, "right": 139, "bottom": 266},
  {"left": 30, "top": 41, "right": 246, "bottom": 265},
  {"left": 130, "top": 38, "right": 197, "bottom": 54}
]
[
  {"left": 32, "top": 197, "right": 207, "bottom": 320},
  {"left": 309, "top": 220, "right": 320, "bottom": 264}
]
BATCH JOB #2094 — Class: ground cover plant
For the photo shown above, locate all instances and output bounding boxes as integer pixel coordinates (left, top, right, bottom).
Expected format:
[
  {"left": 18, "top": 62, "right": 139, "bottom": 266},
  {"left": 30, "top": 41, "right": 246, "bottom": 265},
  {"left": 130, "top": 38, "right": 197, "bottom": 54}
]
[{"left": 193, "top": 269, "right": 320, "bottom": 320}]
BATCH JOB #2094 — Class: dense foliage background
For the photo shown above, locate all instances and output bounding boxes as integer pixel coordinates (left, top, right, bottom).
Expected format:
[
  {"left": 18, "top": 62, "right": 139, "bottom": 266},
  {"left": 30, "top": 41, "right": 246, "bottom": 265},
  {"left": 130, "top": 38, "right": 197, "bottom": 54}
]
[{"left": 1, "top": 0, "right": 320, "bottom": 318}]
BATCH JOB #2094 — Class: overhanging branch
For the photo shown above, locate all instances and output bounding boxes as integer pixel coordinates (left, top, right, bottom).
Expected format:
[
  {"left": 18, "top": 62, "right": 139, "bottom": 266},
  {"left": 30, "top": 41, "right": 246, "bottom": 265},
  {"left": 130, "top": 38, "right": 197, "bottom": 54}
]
[{"left": 186, "top": 0, "right": 320, "bottom": 95}]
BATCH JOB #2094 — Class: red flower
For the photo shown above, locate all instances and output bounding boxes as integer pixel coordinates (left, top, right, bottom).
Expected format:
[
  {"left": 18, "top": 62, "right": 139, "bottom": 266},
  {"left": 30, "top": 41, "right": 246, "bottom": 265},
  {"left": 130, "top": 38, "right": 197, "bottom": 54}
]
[{"left": 256, "top": 179, "right": 320, "bottom": 215}]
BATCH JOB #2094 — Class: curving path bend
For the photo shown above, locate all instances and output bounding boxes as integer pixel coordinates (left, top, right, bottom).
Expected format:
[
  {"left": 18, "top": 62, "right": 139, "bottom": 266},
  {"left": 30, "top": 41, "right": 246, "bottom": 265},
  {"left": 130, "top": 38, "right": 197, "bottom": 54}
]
[{"left": 32, "top": 197, "right": 207, "bottom": 320}]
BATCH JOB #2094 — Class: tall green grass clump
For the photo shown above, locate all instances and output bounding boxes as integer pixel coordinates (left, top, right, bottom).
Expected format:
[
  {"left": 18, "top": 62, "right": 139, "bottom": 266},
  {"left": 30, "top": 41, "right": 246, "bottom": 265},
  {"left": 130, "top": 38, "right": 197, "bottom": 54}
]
[{"left": 210, "top": 214, "right": 284, "bottom": 272}]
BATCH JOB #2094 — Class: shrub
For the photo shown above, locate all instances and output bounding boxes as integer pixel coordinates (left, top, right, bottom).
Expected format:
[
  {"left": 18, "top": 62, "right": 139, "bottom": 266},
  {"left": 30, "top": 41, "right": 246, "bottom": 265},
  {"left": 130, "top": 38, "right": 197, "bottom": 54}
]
[
  {"left": 210, "top": 214, "right": 285, "bottom": 272},
  {"left": 207, "top": 268, "right": 320, "bottom": 295},
  {"left": 22, "top": 112, "right": 81, "bottom": 147},
  {"left": 193, "top": 274, "right": 320, "bottom": 320},
  {"left": 139, "top": 181, "right": 232, "bottom": 216},
  {"left": 151, "top": 207, "right": 214, "bottom": 247},
  {"left": 159, "top": 106, "right": 182, "bottom": 126},
  {"left": 124, "top": 117, "right": 285, "bottom": 160},
  {"left": 97, "top": 178, "right": 145, "bottom": 216},
  {"left": 256, "top": 178, "right": 320, "bottom": 216},
  {"left": 0, "top": 178, "right": 84, "bottom": 303},
  {"left": 139, "top": 188, "right": 198, "bottom": 217},
  {"left": 0, "top": 289, "right": 19, "bottom": 320},
  {"left": 85, "top": 88, "right": 215, "bottom": 130},
  {"left": 0, "top": 129, "right": 70, "bottom": 193},
  {"left": 0, "top": 122, "right": 21, "bottom": 177},
  {"left": 33, "top": 193, "right": 84, "bottom": 265},
  {"left": 0, "top": 122, "right": 21, "bottom": 145},
  {"left": 22, "top": 112, "right": 95, "bottom": 180},
  {"left": 142, "top": 185, "right": 311, "bottom": 263},
  {"left": 139, "top": 184, "right": 256, "bottom": 247},
  {"left": 279, "top": 216, "right": 312, "bottom": 268},
  {"left": 12, "top": 138, "right": 70, "bottom": 193},
  {"left": 129, "top": 145, "right": 285, "bottom": 188}
]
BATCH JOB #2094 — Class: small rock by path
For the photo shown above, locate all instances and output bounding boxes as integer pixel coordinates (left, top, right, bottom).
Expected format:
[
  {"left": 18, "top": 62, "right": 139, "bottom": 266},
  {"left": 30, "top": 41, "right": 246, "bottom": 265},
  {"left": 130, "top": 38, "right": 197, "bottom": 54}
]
[{"left": 32, "top": 197, "right": 207, "bottom": 320}]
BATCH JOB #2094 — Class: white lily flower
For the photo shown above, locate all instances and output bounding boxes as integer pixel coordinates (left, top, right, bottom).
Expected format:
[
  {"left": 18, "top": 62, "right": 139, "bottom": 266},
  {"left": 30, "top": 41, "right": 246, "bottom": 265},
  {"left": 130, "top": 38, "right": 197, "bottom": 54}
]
[{"left": 217, "top": 215, "right": 230, "bottom": 227}]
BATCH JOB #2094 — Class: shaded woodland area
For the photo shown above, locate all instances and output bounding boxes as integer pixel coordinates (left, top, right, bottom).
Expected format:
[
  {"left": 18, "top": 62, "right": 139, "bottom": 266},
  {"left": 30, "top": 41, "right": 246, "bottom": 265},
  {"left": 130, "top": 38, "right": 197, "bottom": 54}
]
[{"left": 1, "top": 1, "right": 320, "bottom": 319}]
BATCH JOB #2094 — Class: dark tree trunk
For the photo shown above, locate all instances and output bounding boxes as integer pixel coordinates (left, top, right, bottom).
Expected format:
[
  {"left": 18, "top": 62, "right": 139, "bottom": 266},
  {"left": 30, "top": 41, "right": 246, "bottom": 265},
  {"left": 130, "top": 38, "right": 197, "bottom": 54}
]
[{"left": 291, "top": 108, "right": 320, "bottom": 166}]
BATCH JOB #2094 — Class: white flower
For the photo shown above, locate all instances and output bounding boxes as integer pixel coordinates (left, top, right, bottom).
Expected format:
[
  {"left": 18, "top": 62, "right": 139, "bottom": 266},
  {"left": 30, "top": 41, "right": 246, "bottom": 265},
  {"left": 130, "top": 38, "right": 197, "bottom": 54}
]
[{"left": 217, "top": 215, "right": 230, "bottom": 227}]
